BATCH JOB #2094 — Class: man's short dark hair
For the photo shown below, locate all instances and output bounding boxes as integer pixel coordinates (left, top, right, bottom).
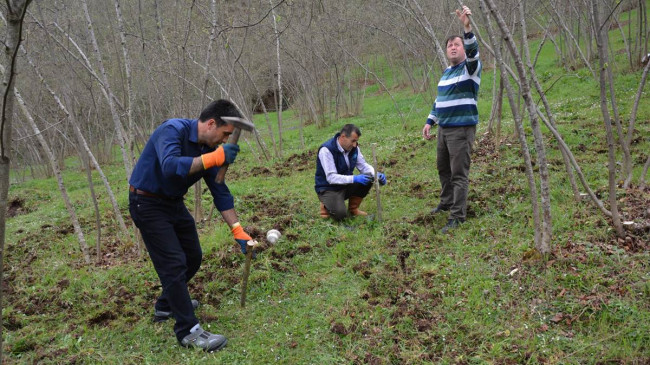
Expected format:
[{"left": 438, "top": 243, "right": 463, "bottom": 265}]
[
  {"left": 445, "top": 35, "right": 463, "bottom": 47},
  {"left": 199, "top": 99, "right": 242, "bottom": 126},
  {"left": 340, "top": 124, "right": 361, "bottom": 137}
]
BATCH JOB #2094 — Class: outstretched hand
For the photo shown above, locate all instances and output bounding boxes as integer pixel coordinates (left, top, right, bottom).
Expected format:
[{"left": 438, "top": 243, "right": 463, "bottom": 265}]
[{"left": 456, "top": 5, "right": 472, "bottom": 30}]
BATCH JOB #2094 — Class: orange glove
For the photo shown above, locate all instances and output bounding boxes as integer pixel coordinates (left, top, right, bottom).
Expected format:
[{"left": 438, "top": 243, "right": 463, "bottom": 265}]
[
  {"left": 201, "top": 144, "right": 240, "bottom": 170},
  {"left": 201, "top": 146, "right": 225, "bottom": 169},
  {"left": 231, "top": 222, "right": 253, "bottom": 254}
]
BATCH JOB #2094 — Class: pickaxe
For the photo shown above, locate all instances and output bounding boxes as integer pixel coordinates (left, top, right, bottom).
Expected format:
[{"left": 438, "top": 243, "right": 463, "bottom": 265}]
[{"left": 215, "top": 116, "right": 256, "bottom": 184}]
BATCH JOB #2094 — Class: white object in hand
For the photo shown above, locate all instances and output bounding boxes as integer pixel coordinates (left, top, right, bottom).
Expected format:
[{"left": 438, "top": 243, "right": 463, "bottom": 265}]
[{"left": 266, "top": 229, "right": 281, "bottom": 244}]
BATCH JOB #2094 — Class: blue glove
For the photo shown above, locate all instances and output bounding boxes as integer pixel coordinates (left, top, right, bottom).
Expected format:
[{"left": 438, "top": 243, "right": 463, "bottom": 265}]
[
  {"left": 232, "top": 223, "right": 254, "bottom": 256},
  {"left": 353, "top": 174, "right": 372, "bottom": 185},
  {"left": 221, "top": 143, "right": 240, "bottom": 164},
  {"left": 236, "top": 239, "right": 258, "bottom": 259},
  {"left": 377, "top": 172, "right": 387, "bottom": 185}
]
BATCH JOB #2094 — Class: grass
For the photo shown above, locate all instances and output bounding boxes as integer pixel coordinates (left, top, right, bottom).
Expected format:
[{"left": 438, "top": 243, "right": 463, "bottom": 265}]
[{"left": 3, "top": 6, "right": 650, "bottom": 365}]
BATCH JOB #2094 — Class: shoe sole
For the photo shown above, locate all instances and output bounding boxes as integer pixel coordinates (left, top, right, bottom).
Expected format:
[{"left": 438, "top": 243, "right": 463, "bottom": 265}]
[
  {"left": 208, "top": 338, "right": 228, "bottom": 352},
  {"left": 180, "top": 338, "right": 228, "bottom": 352},
  {"left": 153, "top": 315, "right": 171, "bottom": 323},
  {"left": 153, "top": 301, "right": 200, "bottom": 322}
]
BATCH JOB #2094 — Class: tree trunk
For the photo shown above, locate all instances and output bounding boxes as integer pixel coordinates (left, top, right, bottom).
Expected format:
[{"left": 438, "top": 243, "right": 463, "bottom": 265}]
[
  {"left": 518, "top": 1, "right": 581, "bottom": 202},
  {"left": 81, "top": 0, "right": 133, "bottom": 179},
  {"left": 483, "top": 0, "right": 553, "bottom": 254},
  {"left": 593, "top": 0, "right": 625, "bottom": 238},
  {"left": 19, "top": 45, "right": 132, "bottom": 247},
  {"left": 14, "top": 89, "right": 90, "bottom": 263},
  {"left": 479, "top": 0, "right": 542, "bottom": 249},
  {"left": 0, "top": 2, "right": 31, "bottom": 361},
  {"left": 270, "top": 0, "right": 284, "bottom": 157}
]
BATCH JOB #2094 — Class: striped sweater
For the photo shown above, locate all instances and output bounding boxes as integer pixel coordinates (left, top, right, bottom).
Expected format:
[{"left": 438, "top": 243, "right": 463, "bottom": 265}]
[{"left": 426, "top": 32, "right": 482, "bottom": 128}]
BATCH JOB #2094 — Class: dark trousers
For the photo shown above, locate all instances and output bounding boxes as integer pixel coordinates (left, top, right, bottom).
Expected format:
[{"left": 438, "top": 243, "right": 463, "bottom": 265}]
[
  {"left": 317, "top": 183, "right": 372, "bottom": 220},
  {"left": 437, "top": 125, "right": 476, "bottom": 220},
  {"left": 129, "top": 193, "right": 201, "bottom": 341}
]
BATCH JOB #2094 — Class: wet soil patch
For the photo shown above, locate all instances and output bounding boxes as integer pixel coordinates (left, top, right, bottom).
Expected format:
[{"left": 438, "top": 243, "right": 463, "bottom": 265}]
[{"left": 7, "top": 197, "right": 28, "bottom": 217}]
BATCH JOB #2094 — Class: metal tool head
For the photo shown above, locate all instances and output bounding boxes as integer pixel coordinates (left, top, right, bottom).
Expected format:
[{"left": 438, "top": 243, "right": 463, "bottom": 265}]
[{"left": 221, "top": 116, "right": 255, "bottom": 131}]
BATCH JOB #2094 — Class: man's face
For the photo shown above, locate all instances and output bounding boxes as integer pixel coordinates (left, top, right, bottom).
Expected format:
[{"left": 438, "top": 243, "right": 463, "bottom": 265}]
[
  {"left": 203, "top": 118, "right": 235, "bottom": 147},
  {"left": 446, "top": 37, "right": 465, "bottom": 66},
  {"left": 338, "top": 131, "right": 359, "bottom": 152}
]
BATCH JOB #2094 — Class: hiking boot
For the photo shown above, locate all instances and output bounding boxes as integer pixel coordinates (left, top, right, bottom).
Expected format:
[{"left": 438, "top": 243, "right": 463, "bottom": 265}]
[
  {"left": 319, "top": 202, "right": 329, "bottom": 218},
  {"left": 430, "top": 204, "right": 450, "bottom": 215},
  {"left": 153, "top": 299, "right": 199, "bottom": 323},
  {"left": 348, "top": 196, "right": 368, "bottom": 216},
  {"left": 180, "top": 326, "right": 228, "bottom": 352},
  {"left": 441, "top": 218, "right": 464, "bottom": 234}
]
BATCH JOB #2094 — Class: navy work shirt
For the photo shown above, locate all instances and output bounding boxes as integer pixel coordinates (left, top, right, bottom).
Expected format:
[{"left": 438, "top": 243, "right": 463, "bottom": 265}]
[{"left": 129, "top": 118, "right": 234, "bottom": 211}]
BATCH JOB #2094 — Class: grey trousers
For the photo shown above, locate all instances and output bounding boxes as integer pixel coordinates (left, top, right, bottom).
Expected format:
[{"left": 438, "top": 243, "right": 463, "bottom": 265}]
[
  {"left": 317, "top": 183, "right": 372, "bottom": 221},
  {"left": 437, "top": 125, "right": 476, "bottom": 220}
]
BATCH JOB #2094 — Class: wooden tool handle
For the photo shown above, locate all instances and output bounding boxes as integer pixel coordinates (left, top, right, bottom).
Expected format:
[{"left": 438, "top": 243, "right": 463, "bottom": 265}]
[
  {"left": 239, "top": 247, "right": 254, "bottom": 308},
  {"left": 215, "top": 128, "right": 242, "bottom": 184}
]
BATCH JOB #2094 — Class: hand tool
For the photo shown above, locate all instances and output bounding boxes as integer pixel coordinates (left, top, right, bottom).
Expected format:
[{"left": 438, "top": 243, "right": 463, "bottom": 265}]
[{"left": 215, "top": 116, "right": 256, "bottom": 184}]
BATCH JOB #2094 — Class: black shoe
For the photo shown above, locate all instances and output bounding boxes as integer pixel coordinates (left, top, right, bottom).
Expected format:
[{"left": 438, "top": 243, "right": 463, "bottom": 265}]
[
  {"left": 180, "top": 326, "right": 228, "bottom": 352},
  {"left": 430, "top": 205, "right": 450, "bottom": 215},
  {"left": 153, "top": 299, "right": 199, "bottom": 323},
  {"left": 441, "top": 218, "right": 464, "bottom": 234}
]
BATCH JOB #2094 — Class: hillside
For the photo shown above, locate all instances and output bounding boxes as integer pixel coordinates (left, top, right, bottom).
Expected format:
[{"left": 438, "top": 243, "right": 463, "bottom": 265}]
[{"left": 3, "top": 9, "right": 650, "bottom": 365}]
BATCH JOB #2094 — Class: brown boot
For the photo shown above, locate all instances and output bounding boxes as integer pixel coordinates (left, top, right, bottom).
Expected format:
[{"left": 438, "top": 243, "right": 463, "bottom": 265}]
[
  {"left": 319, "top": 202, "right": 329, "bottom": 218},
  {"left": 348, "top": 196, "right": 368, "bottom": 216}
]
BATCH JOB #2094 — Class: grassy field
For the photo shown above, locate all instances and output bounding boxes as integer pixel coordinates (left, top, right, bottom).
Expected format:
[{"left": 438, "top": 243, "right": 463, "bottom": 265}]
[{"left": 3, "top": 9, "right": 650, "bottom": 365}]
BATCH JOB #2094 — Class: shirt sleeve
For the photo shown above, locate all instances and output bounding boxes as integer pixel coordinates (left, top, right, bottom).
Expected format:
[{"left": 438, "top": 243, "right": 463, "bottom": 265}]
[
  {"left": 319, "top": 147, "right": 354, "bottom": 185},
  {"left": 355, "top": 147, "right": 375, "bottom": 176},
  {"left": 427, "top": 99, "right": 438, "bottom": 125},
  {"left": 203, "top": 168, "right": 235, "bottom": 211},
  {"left": 464, "top": 32, "right": 481, "bottom": 76},
  {"left": 155, "top": 124, "right": 195, "bottom": 179}
]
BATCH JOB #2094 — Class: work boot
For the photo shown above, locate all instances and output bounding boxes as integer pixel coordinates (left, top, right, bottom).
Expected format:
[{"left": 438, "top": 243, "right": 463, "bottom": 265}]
[
  {"left": 180, "top": 325, "right": 228, "bottom": 352},
  {"left": 319, "top": 202, "right": 329, "bottom": 218},
  {"left": 348, "top": 196, "right": 368, "bottom": 216},
  {"left": 441, "top": 218, "right": 465, "bottom": 234},
  {"left": 430, "top": 204, "right": 450, "bottom": 215},
  {"left": 153, "top": 299, "right": 199, "bottom": 323}
]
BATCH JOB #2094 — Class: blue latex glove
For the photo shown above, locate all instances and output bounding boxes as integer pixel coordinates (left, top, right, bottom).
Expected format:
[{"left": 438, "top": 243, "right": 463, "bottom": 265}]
[
  {"left": 221, "top": 143, "right": 240, "bottom": 164},
  {"left": 353, "top": 174, "right": 372, "bottom": 185},
  {"left": 377, "top": 172, "right": 387, "bottom": 185}
]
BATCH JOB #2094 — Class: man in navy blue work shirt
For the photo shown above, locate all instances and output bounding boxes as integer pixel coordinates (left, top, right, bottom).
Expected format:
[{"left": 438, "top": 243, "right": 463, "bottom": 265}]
[{"left": 129, "top": 99, "right": 252, "bottom": 352}]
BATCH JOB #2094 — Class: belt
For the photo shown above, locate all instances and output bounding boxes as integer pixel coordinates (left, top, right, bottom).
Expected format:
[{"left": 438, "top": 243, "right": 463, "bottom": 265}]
[{"left": 129, "top": 185, "right": 177, "bottom": 200}]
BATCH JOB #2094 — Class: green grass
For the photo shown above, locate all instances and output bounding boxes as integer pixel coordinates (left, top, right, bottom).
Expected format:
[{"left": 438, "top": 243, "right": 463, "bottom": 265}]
[{"left": 4, "top": 6, "right": 650, "bottom": 365}]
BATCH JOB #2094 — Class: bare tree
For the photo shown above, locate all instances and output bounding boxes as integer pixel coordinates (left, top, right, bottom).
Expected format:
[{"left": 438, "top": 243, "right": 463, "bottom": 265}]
[
  {"left": 0, "top": 1, "right": 32, "bottom": 362},
  {"left": 483, "top": 0, "right": 553, "bottom": 254},
  {"left": 592, "top": 0, "right": 624, "bottom": 238}
]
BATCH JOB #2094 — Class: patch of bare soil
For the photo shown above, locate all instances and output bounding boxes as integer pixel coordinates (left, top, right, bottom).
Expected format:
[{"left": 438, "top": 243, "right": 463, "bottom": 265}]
[
  {"left": 617, "top": 186, "right": 650, "bottom": 251},
  {"left": 473, "top": 133, "right": 500, "bottom": 164},
  {"left": 274, "top": 149, "right": 316, "bottom": 177},
  {"left": 6, "top": 197, "right": 28, "bottom": 217}
]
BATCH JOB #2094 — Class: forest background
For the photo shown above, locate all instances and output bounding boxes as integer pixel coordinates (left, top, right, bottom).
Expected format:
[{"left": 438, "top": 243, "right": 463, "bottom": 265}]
[{"left": 0, "top": 0, "right": 648, "bottom": 363}]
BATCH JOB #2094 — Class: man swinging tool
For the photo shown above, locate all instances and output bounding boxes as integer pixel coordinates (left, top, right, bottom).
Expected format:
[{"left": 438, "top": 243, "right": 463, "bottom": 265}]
[
  {"left": 128, "top": 99, "right": 254, "bottom": 352},
  {"left": 315, "top": 124, "right": 387, "bottom": 220}
]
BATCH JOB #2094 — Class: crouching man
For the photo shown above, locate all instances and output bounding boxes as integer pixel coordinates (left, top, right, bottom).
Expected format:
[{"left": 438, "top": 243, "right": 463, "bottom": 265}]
[{"left": 315, "top": 124, "right": 387, "bottom": 220}]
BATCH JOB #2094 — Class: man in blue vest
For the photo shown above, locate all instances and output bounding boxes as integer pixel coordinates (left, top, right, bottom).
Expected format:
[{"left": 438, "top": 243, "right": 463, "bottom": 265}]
[
  {"left": 315, "top": 124, "right": 387, "bottom": 220},
  {"left": 129, "top": 99, "right": 253, "bottom": 352},
  {"left": 422, "top": 6, "right": 481, "bottom": 233}
]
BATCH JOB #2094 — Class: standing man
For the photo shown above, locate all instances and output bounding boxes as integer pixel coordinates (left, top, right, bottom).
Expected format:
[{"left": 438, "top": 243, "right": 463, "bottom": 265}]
[
  {"left": 128, "top": 100, "right": 253, "bottom": 352},
  {"left": 315, "top": 124, "right": 387, "bottom": 220},
  {"left": 422, "top": 6, "right": 481, "bottom": 233}
]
